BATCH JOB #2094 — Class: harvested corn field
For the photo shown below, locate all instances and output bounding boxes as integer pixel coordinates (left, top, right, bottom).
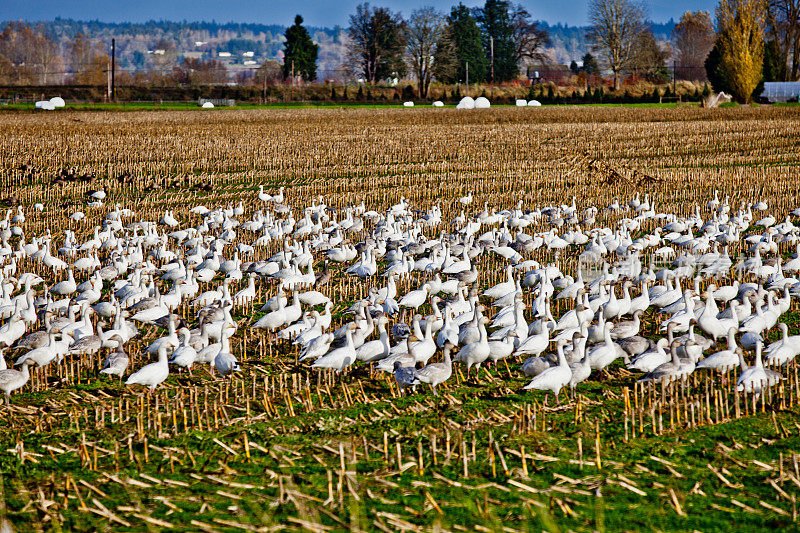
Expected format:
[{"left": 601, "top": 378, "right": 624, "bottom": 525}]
[{"left": 0, "top": 106, "right": 799, "bottom": 532}]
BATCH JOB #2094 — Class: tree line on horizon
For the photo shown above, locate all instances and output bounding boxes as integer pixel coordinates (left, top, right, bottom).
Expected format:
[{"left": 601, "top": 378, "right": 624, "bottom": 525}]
[{"left": 0, "top": 0, "right": 798, "bottom": 102}]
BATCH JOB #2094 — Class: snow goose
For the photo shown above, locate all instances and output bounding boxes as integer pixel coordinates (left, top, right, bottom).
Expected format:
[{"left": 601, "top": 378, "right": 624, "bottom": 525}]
[
  {"left": 50, "top": 269, "right": 77, "bottom": 296},
  {"left": 696, "top": 328, "right": 740, "bottom": 372},
  {"left": 15, "top": 332, "right": 66, "bottom": 367},
  {"left": 299, "top": 333, "right": 335, "bottom": 362},
  {"left": 515, "top": 320, "right": 553, "bottom": 357},
  {"left": 523, "top": 339, "right": 571, "bottom": 405},
  {"left": 487, "top": 331, "right": 516, "bottom": 364},
  {"left": 99, "top": 338, "right": 129, "bottom": 379},
  {"left": 628, "top": 338, "right": 670, "bottom": 373},
  {"left": 0, "top": 360, "right": 33, "bottom": 404},
  {"left": 416, "top": 342, "right": 453, "bottom": 395},
  {"left": 312, "top": 325, "right": 357, "bottom": 372},
  {"left": 764, "top": 323, "right": 800, "bottom": 366},
  {"left": 638, "top": 340, "right": 695, "bottom": 384},
  {"left": 453, "top": 317, "right": 490, "bottom": 376},
  {"left": 483, "top": 266, "right": 515, "bottom": 299},
  {"left": 610, "top": 309, "right": 643, "bottom": 340},
  {"left": 355, "top": 316, "right": 391, "bottom": 363},
  {"left": 737, "top": 341, "right": 782, "bottom": 397},
  {"left": 126, "top": 344, "right": 170, "bottom": 392},
  {"left": 589, "top": 324, "right": 627, "bottom": 371},
  {"left": 568, "top": 336, "right": 591, "bottom": 392},
  {"left": 399, "top": 283, "right": 431, "bottom": 311},
  {"left": 169, "top": 328, "right": 198, "bottom": 375},
  {"left": 393, "top": 360, "right": 420, "bottom": 395},
  {"left": 214, "top": 349, "right": 240, "bottom": 378}
]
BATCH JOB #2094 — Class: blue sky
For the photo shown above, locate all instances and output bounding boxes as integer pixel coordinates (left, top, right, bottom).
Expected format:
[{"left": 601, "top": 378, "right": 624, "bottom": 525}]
[{"left": 1, "top": 0, "right": 715, "bottom": 27}]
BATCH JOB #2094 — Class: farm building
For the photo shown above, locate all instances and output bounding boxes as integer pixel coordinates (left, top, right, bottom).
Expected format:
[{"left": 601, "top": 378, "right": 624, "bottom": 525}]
[
  {"left": 761, "top": 81, "right": 800, "bottom": 102},
  {"left": 527, "top": 64, "right": 572, "bottom": 84}
]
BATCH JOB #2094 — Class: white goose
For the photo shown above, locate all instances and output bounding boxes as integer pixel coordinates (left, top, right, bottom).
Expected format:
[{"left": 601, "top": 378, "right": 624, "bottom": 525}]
[
  {"left": 126, "top": 344, "right": 170, "bottom": 392},
  {"left": 523, "top": 339, "right": 571, "bottom": 405},
  {"left": 0, "top": 360, "right": 33, "bottom": 404}
]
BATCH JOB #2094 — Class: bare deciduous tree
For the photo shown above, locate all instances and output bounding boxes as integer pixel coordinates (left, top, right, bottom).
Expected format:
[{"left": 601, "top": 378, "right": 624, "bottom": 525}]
[
  {"left": 765, "top": 0, "right": 800, "bottom": 80},
  {"left": 348, "top": 3, "right": 406, "bottom": 84},
  {"left": 587, "top": 0, "right": 647, "bottom": 89},
  {"left": 70, "top": 34, "right": 108, "bottom": 85},
  {"left": 0, "top": 22, "right": 61, "bottom": 84},
  {"left": 406, "top": 7, "right": 448, "bottom": 98},
  {"left": 510, "top": 4, "right": 551, "bottom": 66},
  {"left": 673, "top": 11, "right": 716, "bottom": 81}
]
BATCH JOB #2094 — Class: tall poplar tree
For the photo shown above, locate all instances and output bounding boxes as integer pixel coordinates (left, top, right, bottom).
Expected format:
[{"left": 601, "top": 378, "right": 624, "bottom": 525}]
[{"left": 715, "top": 0, "right": 765, "bottom": 102}]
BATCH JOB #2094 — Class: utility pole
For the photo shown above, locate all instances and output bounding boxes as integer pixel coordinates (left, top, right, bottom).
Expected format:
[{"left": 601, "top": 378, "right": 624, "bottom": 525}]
[
  {"left": 465, "top": 61, "right": 469, "bottom": 98},
  {"left": 111, "top": 38, "right": 116, "bottom": 102},
  {"left": 490, "top": 36, "right": 494, "bottom": 83},
  {"left": 106, "top": 59, "right": 111, "bottom": 102},
  {"left": 263, "top": 64, "right": 267, "bottom": 103},
  {"left": 672, "top": 60, "right": 677, "bottom": 96}
]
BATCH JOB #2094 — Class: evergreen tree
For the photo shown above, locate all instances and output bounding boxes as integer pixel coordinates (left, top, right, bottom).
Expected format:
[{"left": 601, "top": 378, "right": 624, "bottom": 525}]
[
  {"left": 282, "top": 15, "right": 319, "bottom": 81},
  {"left": 434, "top": 4, "right": 487, "bottom": 84},
  {"left": 763, "top": 39, "right": 782, "bottom": 82},
  {"left": 704, "top": 42, "right": 732, "bottom": 94},
  {"left": 475, "top": 0, "right": 517, "bottom": 82},
  {"left": 581, "top": 53, "right": 601, "bottom": 76}
]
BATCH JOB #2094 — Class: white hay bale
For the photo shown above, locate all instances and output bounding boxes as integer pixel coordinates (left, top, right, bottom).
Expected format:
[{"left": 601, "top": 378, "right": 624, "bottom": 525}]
[
  {"left": 528, "top": 100, "right": 542, "bottom": 107},
  {"left": 201, "top": 102, "right": 215, "bottom": 108},
  {"left": 49, "top": 97, "right": 65, "bottom": 108},
  {"left": 432, "top": 101, "right": 444, "bottom": 107},
  {"left": 456, "top": 97, "right": 475, "bottom": 109},
  {"left": 35, "top": 101, "right": 55, "bottom": 110},
  {"left": 515, "top": 99, "right": 528, "bottom": 107},
  {"left": 403, "top": 101, "right": 414, "bottom": 107},
  {"left": 474, "top": 97, "right": 490, "bottom": 108}
]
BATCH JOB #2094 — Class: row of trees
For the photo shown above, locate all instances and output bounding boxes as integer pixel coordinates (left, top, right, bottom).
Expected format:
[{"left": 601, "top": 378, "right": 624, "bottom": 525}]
[
  {"left": 0, "top": 20, "right": 239, "bottom": 86},
  {"left": 590, "top": 0, "right": 800, "bottom": 102},
  {"left": 2, "top": 0, "right": 798, "bottom": 103},
  {"left": 345, "top": 1, "right": 552, "bottom": 97}
]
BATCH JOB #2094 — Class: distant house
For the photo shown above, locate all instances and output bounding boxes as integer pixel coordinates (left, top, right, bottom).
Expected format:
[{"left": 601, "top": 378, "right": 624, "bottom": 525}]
[
  {"left": 242, "top": 51, "right": 255, "bottom": 58},
  {"left": 218, "top": 52, "right": 232, "bottom": 58},
  {"left": 527, "top": 65, "right": 572, "bottom": 85},
  {"left": 761, "top": 82, "right": 800, "bottom": 103}
]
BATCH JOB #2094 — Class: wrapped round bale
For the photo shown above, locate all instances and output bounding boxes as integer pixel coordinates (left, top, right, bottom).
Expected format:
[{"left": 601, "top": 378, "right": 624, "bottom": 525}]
[
  {"left": 528, "top": 100, "right": 542, "bottom": 107},
  {"left": 456, "top": 96, "right": 475, "bottom": 109},
  {"left": 515, "top": 99, "right": 528, "bottom": 107},
  {"left": 474, "top": 97, "right": 490, "bottom": 108},
  {"left": 432, "top": 101, "right": 444, "bottom": 107},
  {"left": 49, "top": 97, "right": 65, "bottom": 108},
  {"left": 403, "top": 101, "right": 414, "bottom": 107}
]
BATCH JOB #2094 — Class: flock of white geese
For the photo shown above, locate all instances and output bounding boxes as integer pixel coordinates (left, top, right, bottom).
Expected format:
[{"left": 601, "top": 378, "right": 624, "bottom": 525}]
[{"left": 0, "top": 186, "right": 799, "bottom": 406}]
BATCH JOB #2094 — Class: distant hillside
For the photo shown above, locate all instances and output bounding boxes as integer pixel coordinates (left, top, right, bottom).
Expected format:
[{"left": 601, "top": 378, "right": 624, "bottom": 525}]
[{"left": 9, "top": 18, "right": 677, "bottom": 80}]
